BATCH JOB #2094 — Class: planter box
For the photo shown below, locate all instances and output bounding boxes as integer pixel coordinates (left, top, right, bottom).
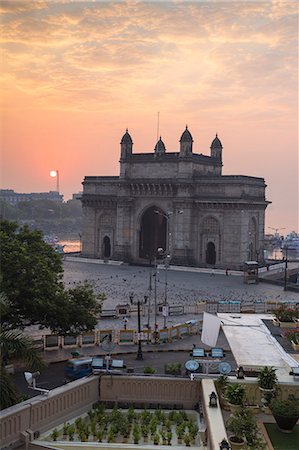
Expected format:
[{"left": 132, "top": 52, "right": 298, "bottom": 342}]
[
  {"left": 276, "top": 319, "right": 298, "bottom": 328},
  {"left": 245, "top": 404, "right": 260, "bottom": 414},
  {"left": 291, "top": 340, "right": 299, "bottom": 351}
]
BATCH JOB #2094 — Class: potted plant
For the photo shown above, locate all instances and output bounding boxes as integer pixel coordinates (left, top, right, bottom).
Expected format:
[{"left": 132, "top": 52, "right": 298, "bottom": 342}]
[
  {"left": 167, "top": 430, "right": 173, "bottom": 445},
  {"left": 152, "top": 432, "right": 160, "bottom": 445},
  {"left": 227, "top": 407, "right": 266, "bottom": 450},
  {"left": 270, "top": 395, "right": 299, "bottom": 432},
  {"left": 133, "top": 424, "right": 141, "bottom": 444},
  {"left": 183, "top": 433, "right": 192, "bottom": 447},
  {"left": 68, "top": 425, "right": 75, "bottom": 441},
  {"left": 224, "top": 383, "right": 246, "bottom": 411},
  {"left": 274, "top": 304, "right": 299, "bottom": 327},
  {"left": 165, "top": 362, "right": 182, "bottom": 375},
  {"left": 257, "top": 366, "right": 278, "bottom": 406},
  {"left": 176, "top": 423, "right": 185, "bottom": 443},
  {"left": 283, "top": 329, "right": 299, "bottom": 351},
  {"left": 215, "top": 374, "right": 229, "bottom": 410},
  {"left": 144, "top": 366, "right": 156, "bottom": 375},
  {"left": 51, "top": 429, "right": 59, "bottom": 441}
]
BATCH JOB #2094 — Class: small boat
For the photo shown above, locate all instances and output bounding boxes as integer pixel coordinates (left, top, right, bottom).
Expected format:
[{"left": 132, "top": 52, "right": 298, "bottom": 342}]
[{"left": 282, "top": 237, "right": 299, "bottom": 250}]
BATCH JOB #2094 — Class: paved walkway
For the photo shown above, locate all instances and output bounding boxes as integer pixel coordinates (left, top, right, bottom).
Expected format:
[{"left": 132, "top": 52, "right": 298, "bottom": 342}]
[{"left": 41, "top": 328, "right": 232, "bottom": 365}]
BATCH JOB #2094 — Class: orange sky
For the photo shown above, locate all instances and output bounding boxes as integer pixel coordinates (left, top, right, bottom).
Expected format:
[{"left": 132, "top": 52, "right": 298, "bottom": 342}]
[{"left": 1, "top": 0, "right": 298, "bottom": 233}]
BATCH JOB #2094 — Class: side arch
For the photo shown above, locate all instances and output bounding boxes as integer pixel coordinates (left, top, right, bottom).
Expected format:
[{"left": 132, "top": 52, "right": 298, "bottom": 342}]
[{"left": 199, "top": 215, "right": 221, "bottom": 266}]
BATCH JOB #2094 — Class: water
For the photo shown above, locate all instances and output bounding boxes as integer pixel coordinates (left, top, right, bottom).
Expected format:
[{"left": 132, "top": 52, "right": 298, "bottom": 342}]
[
  {"left": 61, "top": 240, "right": 299, "bottom": 261},
  {"left": 60, "top": 239, "right": 80, "bottom": 253}
]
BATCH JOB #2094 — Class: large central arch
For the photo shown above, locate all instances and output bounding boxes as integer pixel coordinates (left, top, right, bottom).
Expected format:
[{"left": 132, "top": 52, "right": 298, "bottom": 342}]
[{"left": 139, "top": 206, "right": 166, "bottom": 259}]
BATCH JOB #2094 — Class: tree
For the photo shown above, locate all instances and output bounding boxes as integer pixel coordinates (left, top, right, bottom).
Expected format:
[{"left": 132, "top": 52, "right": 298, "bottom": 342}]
[
  {"left": 0, "top": 294, "right": 46, "bottom": 410},
  {"left": 0, "top": 221, "right": 103, "bottom": 335}
]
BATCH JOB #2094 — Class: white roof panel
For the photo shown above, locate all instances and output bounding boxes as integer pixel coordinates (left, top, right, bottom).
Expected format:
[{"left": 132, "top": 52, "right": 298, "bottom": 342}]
[{"left": 218, "top": 313, "right": 298, "bottom": 373}]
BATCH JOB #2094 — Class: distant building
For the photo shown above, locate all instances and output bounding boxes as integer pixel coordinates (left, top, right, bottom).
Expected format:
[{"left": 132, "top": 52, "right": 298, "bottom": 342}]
[
  {"left": 81, "top": 127, "right": 270, "bottom": 269},
  {"left": 0, "top": 189, "right": 63, "bottom": 205}
]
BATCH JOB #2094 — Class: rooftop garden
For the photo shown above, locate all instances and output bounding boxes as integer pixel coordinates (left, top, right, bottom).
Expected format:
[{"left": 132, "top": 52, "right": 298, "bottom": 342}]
[{"left": 43, "top": 404, "right": 202, "bottom": 447}]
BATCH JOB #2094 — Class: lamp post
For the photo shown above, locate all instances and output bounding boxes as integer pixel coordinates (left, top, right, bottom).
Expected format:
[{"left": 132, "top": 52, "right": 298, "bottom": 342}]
[
  {"left": 154, "top": 209, "right": 183, "bottom": 328},
  {"left": 129, "top": 292, "right": 147, "bottom": 360},
  {"left": 284, "top": 245, "right": 288, "bottom": 291},
  {"left": 50, "top": 170, "right": 60, "bottom": 193},
  {"left": 146, "top": 255, "right": 153, "bottom": 340}
]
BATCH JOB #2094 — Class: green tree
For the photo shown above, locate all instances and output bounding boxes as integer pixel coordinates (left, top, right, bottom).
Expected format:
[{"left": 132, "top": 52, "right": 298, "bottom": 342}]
[
  {"left": 0, "top": 221, "right": 103, "bottom": 335},
  {"left": 0, "top": 295, "right": 46, "bottom": 410}
]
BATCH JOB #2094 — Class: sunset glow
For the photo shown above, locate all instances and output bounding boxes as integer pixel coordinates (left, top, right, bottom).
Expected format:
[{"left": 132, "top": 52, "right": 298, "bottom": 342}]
[{"left": 1, "top": 0, "right": 298, "bottom": 232}]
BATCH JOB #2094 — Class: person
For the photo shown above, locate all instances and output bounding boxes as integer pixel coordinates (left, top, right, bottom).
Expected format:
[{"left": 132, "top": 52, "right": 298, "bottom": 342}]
[
  {"left": 225, "top": 268, "right": 229, "bottom": 276},
  {"left": 123, "top": 316, "right": 128, "bottom": 330}
]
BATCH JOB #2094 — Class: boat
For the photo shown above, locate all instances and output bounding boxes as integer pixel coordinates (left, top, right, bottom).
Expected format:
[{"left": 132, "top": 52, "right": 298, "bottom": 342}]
[
  {"left": 43, "top": 235, "right": 65, "bottom": 254},
  {"left": 282, "top": 234, "right": 299, "bottom": 250}
]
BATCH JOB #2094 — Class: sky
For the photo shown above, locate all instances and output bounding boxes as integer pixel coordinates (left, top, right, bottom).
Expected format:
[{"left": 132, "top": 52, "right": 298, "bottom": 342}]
[{"left": 1, "top": 0, "right": 298, "bottom": 234}]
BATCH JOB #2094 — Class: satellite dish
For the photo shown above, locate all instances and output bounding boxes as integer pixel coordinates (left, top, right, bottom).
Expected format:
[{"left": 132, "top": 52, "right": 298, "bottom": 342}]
[
  {"left": 101, "top": 334, "right": 116, "bottom": 353},
  {"left": 219, "top": 362, "right": 232, "bottom": 375}
]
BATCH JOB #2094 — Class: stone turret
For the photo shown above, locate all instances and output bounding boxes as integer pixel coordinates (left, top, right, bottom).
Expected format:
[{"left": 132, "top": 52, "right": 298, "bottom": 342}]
[
  {"left": 120, "top": 129, "right": 133, "bottom": 160},
  {"left": 154, "top": 136, "right": 166, "bottom": 155},
  {"left": 179, "top": 126, "right": 193, "bottom": 157},
  {"left": 210, "top": 134, "right": 222, "bottom": 162}
]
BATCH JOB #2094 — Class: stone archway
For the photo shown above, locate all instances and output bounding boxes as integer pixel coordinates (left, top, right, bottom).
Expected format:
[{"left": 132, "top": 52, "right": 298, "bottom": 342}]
[
  {"left": 139, "top": 206, "right": 166, "bottom": 259},
  {"left": 103, "top": 236, "right": 111, "bottom": 258},
  {"left": 206, "top": 241, "right": 216, "bottom": 265}
]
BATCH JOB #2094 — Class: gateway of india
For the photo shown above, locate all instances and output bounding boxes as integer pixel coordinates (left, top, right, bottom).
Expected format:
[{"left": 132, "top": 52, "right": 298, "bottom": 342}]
[{"left": 81, "top": 127, "right": 269, "bottom": 269}]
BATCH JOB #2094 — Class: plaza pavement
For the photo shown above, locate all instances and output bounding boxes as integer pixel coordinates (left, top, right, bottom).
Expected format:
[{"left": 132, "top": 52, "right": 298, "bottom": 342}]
[
  {"left": 63, "top": 256, "right": 298, "bottom": 312},
  {"left": 24, "top": 257, "right": 297, "bottom": 368}
]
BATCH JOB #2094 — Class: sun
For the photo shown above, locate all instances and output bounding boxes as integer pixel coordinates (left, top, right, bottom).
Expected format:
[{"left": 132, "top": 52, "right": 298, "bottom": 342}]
[{"left": 50, "top": 170, "right": 57, "bottom": 177}]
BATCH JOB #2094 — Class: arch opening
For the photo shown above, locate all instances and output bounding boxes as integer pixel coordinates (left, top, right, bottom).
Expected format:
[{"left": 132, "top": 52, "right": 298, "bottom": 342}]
[
  {"left": 103, "top": 236, "right": 111, "bottom": 258},
  {"left": 206, "top": 241, "right": 216, "bottom": 265},
  {"left": 139, "top": 206, "right": 166, "bottom": 259}
]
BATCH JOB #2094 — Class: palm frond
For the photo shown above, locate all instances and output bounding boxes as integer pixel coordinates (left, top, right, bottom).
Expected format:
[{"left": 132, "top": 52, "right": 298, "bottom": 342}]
[{"left": 0, "top": 329, "right": 46, "bottom": 371}]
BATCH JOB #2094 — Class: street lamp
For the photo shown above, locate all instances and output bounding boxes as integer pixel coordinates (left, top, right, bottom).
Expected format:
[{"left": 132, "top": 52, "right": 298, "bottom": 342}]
[
  {"left": 50, "top": 169, "right": 60, "bottom": 193},
  {"left": 284, "top": 245, "right": 288, "bottom": 291},
  {"left": 153, "top": 248, "right": 163, "bottom": 330},
  {"left": 129, "top": 292, "right": 147, "bottom": 360},
  {"left": 154, "top": 209, "right": 183, "bottom": 328},
  {"left": 146, "top": 255, "right": 153, "bottom": 340}
]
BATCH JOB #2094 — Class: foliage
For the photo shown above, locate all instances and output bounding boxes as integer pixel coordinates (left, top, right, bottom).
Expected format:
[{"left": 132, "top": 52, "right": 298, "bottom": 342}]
[
  {"left": 227, "top": 407, "right": 266, "bottom": 449},
  {"left": 144, "top": 366, "right": 156, "bottom": 374},
  {"left": 0, "top": 221, "right": 103, "bottom": 335},
  {"left": 215, "top": 374, "right": 228, "bottom": 395},
  {"left": 132, "top": 424, "right": 141, "bottom": 444},
  {"left": 152, "top": 432, "right": 160, "bottom": 445},
  {"left": 257, "top": 366, "right": 278, "bottom": 390},
  {"left": 0, "top": 294, "right": 46, "bottom": 410},
  {"left": 51, "top": 429, "right": 59, "bottom": 441},
  {"left": 283, "top": 328, "right": 299, "bottom": 344},
  {"left": 165, "top": 362, "right": 182, "bottom": 375},
  {"left": 224, "top": 383, "right": 246, "bottom": 406},
  {"left": 270, "top": 395, "right": 299, "bottom": 417},
  {"left": 183, "top": 433, "right": 191, "bottom": 446},
  {"left": 275, "top": 304, "right": 299, "bottom": 322}
]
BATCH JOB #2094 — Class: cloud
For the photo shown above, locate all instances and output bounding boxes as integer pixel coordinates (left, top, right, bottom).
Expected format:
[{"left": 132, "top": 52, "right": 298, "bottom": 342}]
[{"left": 0, "top": 0, "right": 297, "bottom": 116}]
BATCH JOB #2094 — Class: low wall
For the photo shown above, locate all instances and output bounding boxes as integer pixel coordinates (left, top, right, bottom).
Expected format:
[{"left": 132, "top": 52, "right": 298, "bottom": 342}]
[
  {"left": 99, "top": 375, "right": 200, "bottom": 409},
  {"left": 0, "top": 377, "right": 99, "bottom": 449},
  {"left": 4, "top": 374, "right": 297, "bottom": 450}
]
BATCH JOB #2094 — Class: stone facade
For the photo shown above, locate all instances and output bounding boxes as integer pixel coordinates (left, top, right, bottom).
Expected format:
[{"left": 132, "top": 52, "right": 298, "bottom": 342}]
[{"left": 81, "top": 127, "right": 269, "bottom": 269}]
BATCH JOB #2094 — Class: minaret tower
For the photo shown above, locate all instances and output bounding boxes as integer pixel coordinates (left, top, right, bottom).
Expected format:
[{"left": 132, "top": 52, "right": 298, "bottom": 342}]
[
  {"left": 120, "top": 129, "right": 133, "bottom": 178},
  {"left": 179, "top": 126, "right": 193, "bottom": 157},
  {"left": 210, "top": 134, "right": 223, "bottom": 163}
]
